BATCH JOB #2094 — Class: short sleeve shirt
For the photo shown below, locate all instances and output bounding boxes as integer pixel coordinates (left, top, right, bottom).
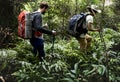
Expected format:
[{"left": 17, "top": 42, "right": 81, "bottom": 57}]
[
  {"left": 86, "top": 15, "right": 93, "bottom": 25},
  {"left": 79, "top": 15, "right": 93, "bottom": 38},
  {"left": 82, "top": 15, "right": 93, "bottom": 29}
]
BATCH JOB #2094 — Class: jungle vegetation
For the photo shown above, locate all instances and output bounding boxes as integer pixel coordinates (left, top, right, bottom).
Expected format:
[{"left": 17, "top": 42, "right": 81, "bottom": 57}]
[{"left": 0, "top": 0, "right": 120, "bottom": 82}]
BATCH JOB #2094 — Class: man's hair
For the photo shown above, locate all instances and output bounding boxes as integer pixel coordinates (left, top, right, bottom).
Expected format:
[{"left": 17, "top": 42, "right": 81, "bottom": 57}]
[{"left": 39, "top": 2, "right": 49, "bottom": 9}]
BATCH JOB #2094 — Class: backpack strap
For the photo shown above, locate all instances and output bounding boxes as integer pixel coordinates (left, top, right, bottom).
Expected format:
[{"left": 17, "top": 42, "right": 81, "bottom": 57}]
[{"left": 74, "top": 13, "right": 90, "bottom": 35}]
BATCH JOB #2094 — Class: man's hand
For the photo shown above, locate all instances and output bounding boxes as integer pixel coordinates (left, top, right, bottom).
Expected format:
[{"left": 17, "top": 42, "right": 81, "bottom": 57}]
[
  {"left": 43, "top": 23, "right": 48, "bottom": 28},
  {"left": 52, "top": 30, "right": 56, "bottom": 35},
  {"left": 96, "top": 28, "right": 102, "bottom": 32}
]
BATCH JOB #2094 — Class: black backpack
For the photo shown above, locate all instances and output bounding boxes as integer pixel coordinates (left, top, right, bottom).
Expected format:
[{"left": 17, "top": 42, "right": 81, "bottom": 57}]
[{"left": 68, "top": 13, "right": 88, "bottom": 37}]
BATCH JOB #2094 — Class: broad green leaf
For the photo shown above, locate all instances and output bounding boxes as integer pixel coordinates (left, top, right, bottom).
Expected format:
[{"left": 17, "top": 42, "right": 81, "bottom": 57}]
[
  {"left": 62, "top": 78, "right": 74, "bottom": 82},
  {"left": 66, "top": 73, "right": 76, "bottom": 78},
  {"left": 97, "top": 65, "right": 106, "bottom": 75}
]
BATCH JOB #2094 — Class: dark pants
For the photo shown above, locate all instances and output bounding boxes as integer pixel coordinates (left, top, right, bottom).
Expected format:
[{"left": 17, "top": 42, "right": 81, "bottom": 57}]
[{"left": 30, "top": 38, "right": 45, "bottom": 61}]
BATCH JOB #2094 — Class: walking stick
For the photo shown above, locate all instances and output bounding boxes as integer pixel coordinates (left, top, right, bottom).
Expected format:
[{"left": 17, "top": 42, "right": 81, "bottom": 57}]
[
  {"left": 92, "top": 2, "right": 109, "bottom": 81},
  {"left": 51, "top": 35, "right": 55, "bottom": 55}
]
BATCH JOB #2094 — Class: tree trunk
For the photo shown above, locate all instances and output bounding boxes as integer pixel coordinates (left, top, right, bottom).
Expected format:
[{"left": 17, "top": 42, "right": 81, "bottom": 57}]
[{"left": 0, "top": 0, "right": 15, "bottom": 27}]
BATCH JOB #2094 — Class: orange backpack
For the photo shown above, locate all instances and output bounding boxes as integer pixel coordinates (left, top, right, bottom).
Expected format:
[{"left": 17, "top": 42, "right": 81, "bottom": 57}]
[
  {"left": 18, "top": 10, "right": 42, "bottom": 39},
  {"left": 18, "top": 10, "right": 34, "bottom": 39}
]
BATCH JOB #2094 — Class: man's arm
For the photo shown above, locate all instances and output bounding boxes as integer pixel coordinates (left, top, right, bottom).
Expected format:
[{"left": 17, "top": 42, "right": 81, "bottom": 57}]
[
  {"left": 33, "top": 14, "right": 53, "bottom": 35},
  {"left": 87, "top": 22, "right": 100, "bottom": 32},
  {"left": 86, "top": 15, "right": 100, "bottom": 32}
]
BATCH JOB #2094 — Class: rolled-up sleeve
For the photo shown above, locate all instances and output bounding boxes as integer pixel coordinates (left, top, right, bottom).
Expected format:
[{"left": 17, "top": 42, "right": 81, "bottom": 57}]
[{"left": 86, "top": 15, "right": 93, "bottom": 24}]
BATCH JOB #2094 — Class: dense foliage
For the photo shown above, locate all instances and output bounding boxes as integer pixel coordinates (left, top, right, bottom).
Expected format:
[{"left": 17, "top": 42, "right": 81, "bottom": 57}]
[
  {"left": 0, "top": 28, "right": 120, "bottom": 82},
  {"left": 0, "top": 0, "right": 120, "bottom": 82}
]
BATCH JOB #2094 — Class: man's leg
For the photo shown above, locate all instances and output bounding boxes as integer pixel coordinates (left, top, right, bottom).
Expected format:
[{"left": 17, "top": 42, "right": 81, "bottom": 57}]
[
  {"left": 37, "top": 39, "right": 45, "bottom": 61},
  {"left": 33, "top": 47, "right": 37, "bottom": 56},
  {"left": 77, "top": 38, "right": 87, "bottom": 52},
  {"left": 30, "top": 39, "right": 37, "bottom": 56},
  {"left": 85, "top": 34, "right": 92, "bottom": 49}
]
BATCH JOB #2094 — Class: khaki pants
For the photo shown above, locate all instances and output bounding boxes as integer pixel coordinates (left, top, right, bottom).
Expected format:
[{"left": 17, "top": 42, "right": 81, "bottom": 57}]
[{"left": 77, "top": 34, "right": 92, "bottom": 52}]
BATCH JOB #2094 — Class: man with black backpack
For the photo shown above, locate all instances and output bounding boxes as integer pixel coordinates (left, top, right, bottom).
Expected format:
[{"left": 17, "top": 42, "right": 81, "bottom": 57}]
[
  {"left": 30, "top": 2, "right": 56, "bottom": 61},
  {"left": 68, "top": 5, "right": 101, "bottom": 52}
]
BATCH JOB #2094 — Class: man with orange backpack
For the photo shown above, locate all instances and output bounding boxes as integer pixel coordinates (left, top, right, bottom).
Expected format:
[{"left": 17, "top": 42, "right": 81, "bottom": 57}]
[
  {"left": 17, "top": 2, "right": 56, "bottom": 61},
  {"left": 30, "top": 2, "right": 56, "bottom": 61}
]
